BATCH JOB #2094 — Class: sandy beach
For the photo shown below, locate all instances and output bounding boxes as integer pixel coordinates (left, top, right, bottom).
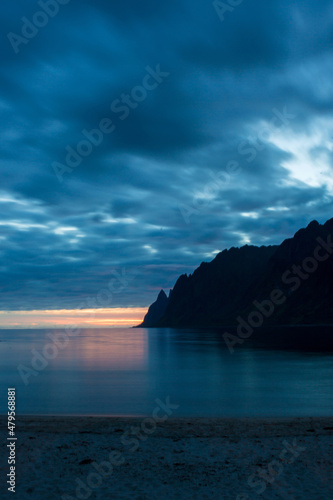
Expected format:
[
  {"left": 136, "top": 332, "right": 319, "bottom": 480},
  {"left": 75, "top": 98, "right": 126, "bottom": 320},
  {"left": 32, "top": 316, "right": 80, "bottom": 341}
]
[{"left": 0, "top": 416, "right": 332, "bottom": 499}]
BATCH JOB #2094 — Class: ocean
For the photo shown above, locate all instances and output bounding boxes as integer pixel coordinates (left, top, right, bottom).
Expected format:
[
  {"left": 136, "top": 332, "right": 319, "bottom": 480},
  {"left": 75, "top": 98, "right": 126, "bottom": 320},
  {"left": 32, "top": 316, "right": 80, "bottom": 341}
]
[{"left": 0, "top": 327, "right": 332, "bottom": 416}]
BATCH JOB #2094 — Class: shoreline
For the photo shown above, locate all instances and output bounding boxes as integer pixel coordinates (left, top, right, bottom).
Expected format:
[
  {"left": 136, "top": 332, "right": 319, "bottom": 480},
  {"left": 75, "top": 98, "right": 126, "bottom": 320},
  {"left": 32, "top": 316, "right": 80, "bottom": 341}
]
[
  {"left": 2, "top": 414, "right": 333, "bottom": 422},
  {"left": 1, "top": 416, "right": 332, "bottom": 499}
]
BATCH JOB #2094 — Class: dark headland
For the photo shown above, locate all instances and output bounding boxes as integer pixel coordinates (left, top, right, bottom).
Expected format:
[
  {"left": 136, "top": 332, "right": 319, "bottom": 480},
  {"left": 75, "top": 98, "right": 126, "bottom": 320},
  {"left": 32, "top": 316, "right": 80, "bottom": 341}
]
[{"left": 138, "top": 218, "right": 333, "bottom": 350}]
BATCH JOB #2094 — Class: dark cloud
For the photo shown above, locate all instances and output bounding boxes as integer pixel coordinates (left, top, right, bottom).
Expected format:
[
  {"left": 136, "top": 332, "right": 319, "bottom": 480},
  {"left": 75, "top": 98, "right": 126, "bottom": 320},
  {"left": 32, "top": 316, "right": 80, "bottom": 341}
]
[{"left": 1, "top": 0, "right": 333, "bottom": 310}]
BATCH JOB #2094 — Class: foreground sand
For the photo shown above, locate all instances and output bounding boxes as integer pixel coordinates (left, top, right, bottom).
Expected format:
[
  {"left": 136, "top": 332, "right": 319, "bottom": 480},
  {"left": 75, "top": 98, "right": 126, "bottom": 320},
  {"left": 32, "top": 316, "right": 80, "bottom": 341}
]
[{"left": 1, "top": 416, "right": 332, "bottom": 499}]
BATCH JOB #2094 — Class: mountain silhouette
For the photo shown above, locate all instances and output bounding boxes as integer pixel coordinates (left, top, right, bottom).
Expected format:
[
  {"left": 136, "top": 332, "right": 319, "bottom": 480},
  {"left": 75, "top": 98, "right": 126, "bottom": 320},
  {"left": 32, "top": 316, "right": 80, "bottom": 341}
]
[
  {"left": 140, "top": 289, "right": 168, "bottom": 327},
  {"left": 139, "top": 218, "right": 333, "bottom": 329}
]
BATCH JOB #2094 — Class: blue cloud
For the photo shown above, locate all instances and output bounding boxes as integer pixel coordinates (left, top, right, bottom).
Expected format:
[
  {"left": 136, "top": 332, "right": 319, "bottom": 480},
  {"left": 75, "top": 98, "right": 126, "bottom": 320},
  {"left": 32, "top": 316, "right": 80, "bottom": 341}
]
[{"left": 1, "top": 0, "right": 333, "bottom": 309}]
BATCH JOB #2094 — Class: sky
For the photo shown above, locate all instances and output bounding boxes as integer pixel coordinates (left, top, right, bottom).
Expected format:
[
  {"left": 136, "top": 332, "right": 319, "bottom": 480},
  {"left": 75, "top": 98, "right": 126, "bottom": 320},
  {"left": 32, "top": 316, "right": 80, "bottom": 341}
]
[
  {"left": 1, "top": 0, "right": 333, "bottom": 321},
  {"left": 0, "top": 308, "right": 146, "bottom": 328}
]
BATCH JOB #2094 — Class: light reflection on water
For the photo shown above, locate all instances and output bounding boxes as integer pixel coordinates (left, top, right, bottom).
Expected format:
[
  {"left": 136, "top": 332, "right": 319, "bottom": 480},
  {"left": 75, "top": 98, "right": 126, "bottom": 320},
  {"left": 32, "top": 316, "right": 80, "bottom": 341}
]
[{"left": 0, "top": 327, "right": 332, "bottom": 416}]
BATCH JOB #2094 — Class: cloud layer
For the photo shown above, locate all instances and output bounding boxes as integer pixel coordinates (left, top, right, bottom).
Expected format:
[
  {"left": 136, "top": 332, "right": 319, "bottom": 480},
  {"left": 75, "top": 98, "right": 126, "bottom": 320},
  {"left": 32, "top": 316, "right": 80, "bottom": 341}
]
[{"left": 1, "top": 0, "right": 333, "bottom": 309}]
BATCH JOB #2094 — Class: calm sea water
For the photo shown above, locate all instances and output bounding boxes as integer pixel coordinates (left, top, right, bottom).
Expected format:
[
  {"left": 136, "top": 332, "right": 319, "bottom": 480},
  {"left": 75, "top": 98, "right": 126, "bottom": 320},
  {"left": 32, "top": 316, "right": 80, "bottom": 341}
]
[{"left": 0, "top": 327, "right": 332, "bottom": 416}]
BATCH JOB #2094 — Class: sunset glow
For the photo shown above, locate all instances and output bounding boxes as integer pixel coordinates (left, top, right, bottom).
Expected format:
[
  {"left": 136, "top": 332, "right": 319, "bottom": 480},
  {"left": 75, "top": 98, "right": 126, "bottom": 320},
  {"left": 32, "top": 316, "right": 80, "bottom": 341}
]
[{"left": 0, "top": 308, "right": 147, "bottom": 329}]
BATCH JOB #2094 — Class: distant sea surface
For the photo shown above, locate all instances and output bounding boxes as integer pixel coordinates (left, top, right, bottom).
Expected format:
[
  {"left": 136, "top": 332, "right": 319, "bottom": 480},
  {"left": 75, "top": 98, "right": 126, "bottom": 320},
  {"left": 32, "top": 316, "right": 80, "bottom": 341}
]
[{"left": 0, "top": 327, "right": 332, "bottom": 416}]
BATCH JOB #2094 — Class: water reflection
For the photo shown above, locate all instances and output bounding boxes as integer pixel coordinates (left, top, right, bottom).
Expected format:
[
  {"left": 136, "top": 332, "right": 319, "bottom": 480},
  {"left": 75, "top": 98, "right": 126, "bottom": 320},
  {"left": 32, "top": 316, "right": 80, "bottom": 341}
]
[{"left": 0, "top": 327, "right": 332, "bottom": 416}]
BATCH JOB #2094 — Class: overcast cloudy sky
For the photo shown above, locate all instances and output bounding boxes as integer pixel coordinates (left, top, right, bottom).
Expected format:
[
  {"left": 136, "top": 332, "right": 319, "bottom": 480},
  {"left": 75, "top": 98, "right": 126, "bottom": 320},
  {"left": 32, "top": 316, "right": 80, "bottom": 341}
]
[{"left": 1, "top": 0, "right": 333, "bottom": 311}]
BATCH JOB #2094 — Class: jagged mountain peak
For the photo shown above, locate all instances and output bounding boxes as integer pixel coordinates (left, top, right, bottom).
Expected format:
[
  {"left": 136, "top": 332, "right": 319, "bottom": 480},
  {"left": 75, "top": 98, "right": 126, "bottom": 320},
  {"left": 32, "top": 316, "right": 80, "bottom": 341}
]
[{"left": 139, "top": 217, "right": 333, "bottom": 328}]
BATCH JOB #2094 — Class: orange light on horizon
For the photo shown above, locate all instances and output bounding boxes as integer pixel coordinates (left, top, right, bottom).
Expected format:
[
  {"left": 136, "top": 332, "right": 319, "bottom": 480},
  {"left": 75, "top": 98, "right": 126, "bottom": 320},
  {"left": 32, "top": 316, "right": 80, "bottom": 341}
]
[{"left": 0, "top": 307, "right": 148, "bottom": 329}]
